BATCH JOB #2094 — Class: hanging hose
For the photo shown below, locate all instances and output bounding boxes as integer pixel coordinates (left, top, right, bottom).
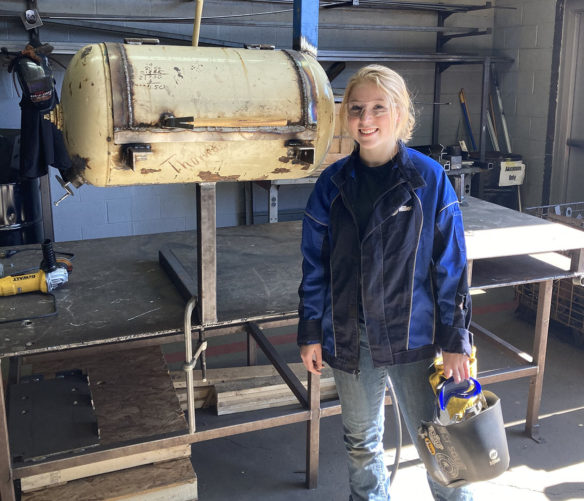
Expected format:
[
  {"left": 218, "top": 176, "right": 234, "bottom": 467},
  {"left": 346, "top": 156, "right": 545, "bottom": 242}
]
[{"left": 386, "top": 375, "right": 402, "bottom": 487}]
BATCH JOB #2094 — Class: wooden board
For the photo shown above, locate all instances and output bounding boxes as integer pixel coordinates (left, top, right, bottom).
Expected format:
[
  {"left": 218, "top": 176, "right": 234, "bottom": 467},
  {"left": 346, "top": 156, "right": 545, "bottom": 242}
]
[
  {"left": 20, "top": 445, "right": 191, "bottom": 493},
  {"left": 28, "top": 346, "right": 188, "bottom": 445},
  {"left": 21, "top": 458, "right": 197, "bottom": 501},
  {"left": 172, "top": 363, "right": 334, "bottom": 412},
  {"left": 170, "top": 362, "right": 327, "bottom": 388},
  {"left": 215, "top": 377, "right": 338, "bottom": 415}
]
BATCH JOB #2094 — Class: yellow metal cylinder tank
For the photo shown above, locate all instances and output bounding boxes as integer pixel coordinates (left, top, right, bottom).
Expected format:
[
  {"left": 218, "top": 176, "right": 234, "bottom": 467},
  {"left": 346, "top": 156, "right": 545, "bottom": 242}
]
[{"left": 60, "top": 43, "right": 335, "bottom": 186}]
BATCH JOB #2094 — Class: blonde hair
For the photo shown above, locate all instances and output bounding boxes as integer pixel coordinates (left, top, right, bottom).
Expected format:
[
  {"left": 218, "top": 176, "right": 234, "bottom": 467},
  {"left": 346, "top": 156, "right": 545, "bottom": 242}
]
[{"left": 340, "top": 65, "right": 416, "bottom": 144}]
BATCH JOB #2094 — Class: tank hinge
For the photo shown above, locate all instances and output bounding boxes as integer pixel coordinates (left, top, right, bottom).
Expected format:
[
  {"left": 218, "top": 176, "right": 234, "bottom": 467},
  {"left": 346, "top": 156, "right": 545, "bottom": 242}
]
[
  {"left": 123, "top": 143, "right": 152, "bottom": 169},
  {"left": 285, "top": 140, "right": 314, "bottom": 164}
]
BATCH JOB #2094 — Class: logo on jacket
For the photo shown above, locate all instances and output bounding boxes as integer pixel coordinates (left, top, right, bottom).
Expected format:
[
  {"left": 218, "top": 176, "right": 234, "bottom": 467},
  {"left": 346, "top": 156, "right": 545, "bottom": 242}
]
[{"left": 391, "top": 204, "right": 413, "bottom": 216}]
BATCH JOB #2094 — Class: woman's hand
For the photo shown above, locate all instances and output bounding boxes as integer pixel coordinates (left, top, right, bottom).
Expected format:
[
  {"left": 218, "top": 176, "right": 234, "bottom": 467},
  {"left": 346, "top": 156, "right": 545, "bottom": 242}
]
[
  {"left": 442, "top": 351, "right": 470, "bottom": 384},
  {"left": 300, "top": 343, "right": 324, "bottom": 375}
]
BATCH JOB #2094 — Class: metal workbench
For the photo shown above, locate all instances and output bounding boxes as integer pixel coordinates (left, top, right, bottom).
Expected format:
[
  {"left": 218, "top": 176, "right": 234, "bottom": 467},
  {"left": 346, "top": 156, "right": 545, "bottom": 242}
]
[{"left": 1, "top": 196, "right": 584, "bottom": 500}]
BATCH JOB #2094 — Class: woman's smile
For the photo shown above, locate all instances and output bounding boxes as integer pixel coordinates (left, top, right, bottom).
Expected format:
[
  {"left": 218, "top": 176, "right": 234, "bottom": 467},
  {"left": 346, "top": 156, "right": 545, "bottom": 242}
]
[{"left": 347, "top": 81, "right": 399, "bottom": 166}]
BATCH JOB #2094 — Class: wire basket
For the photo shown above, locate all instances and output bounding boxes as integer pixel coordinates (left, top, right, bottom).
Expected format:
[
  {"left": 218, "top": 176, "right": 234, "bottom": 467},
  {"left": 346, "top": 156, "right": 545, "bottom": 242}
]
[
  {"left": 524, "top": 202, "right": 584, "bottom": 220},
  {"left": 516, "top": 201, "right": 584, "bottom": 346}
]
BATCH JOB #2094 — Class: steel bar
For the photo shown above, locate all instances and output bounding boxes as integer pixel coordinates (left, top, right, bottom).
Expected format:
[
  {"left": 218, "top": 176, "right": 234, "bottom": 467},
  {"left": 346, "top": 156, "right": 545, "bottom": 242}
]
[
  {"left": 320, "top": 404, "right": 343, "bottom": 418},
  {"left": 247, "top": 332, "right": 258, "bottom": 366},
  {"left": 196, "top": 183, "right": 218, "bottom": 325},
  {"left": 0, "top": 360, "right": 16, "bottom": 501},
  {"left": 12, "top": 410, "right": 312, "bottom": 479},
  {"left": 306, "top": 372, "right": 320, "bottom": 489},
  {"left": 525, "top": 280, "right": 553, "bottom": 440},
  {"left": 432, "top": 12, "right": 446, "bottom": 144},
  {"left": 491, "top": 64, "right": 512, "bottom": 153},
  {"left": 459, "top": 88, "right": 477, "bottom": 150},
  {"left": 242, "top": 0, "right": 494, "bottom": 13},
  {"left": 471, "top": 321, "right": 533, "bottom": 364},
  {"left": 20, "top": 315, "right": 298, "bottom": 365},
  {"left": 39, "top": 175, "right": 55, "bottom": 242},
  {"left": 269, "top": 184, "right": 280, "bottom": 223},
  {"left": 44, "top": 19, "right": 242, "bottom": 47},
  {"left": 245, "top": 322, "right": 309, "bottom": 407},
  {"left": 439, "top": 28, "right": 490, "bottom": 43},
  {"left": 476, "top": 366, "right": 538, "bottom": 385},
  {"left": 479, "top": 57, "right": 491, "bottom": 161},
  {"left": 487, "top": 108, "right": 500, "bottom": 151},
  {"left": 318, "top": 50, "right": 512, "bottom": 63}
]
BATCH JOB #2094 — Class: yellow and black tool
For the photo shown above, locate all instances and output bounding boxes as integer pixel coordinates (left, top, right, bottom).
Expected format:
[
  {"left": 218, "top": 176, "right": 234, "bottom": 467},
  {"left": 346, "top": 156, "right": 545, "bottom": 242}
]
[
  {"left": 0, "top": 240, "right": 72, "bottom": 296},
  {"left": 417, "top": 347, "right": 510, "bottom": 487}
]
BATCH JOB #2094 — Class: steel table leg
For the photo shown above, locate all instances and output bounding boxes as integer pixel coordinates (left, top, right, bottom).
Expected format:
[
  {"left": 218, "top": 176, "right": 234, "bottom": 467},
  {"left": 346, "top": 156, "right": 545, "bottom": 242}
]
[
  {"left": 525, "top": 279, "right": 553, "bottom": 440},
  {"left": 247, "top": 333, "right": 258, "bottom": 366},
  {"left": 0, "top": 360, "right": 15, "bottom": 501},
  {"left": 306, "top": 371, "right": 320, "bottom": 489}
]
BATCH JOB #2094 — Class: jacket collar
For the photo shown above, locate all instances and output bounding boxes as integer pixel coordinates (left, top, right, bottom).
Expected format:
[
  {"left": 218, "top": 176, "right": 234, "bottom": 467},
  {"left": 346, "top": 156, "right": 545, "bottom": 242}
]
[{"left": 331, "top": 141, "right": 426, "bottom": 193}]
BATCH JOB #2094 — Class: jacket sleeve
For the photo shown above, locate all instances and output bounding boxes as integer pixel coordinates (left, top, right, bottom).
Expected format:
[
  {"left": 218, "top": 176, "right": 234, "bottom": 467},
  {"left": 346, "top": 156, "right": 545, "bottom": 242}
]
[
  {"left": 297, "top": 176, "right": 331, "bottom": 346},
  {"left": 432, "top": 175, "right": 472, "bottom": 356}
]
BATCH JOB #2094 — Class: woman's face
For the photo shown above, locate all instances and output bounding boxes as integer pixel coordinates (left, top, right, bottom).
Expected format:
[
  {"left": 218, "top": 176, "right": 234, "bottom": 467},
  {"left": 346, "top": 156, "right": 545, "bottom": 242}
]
[{"left": 346, "top": 81, "right": 398, "bottom": 165}]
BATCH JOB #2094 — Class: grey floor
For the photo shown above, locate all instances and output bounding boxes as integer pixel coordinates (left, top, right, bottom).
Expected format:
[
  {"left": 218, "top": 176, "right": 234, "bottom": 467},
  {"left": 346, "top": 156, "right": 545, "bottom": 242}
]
[{"left": 186, "top": 287, "right": 584, "bottom": 500}]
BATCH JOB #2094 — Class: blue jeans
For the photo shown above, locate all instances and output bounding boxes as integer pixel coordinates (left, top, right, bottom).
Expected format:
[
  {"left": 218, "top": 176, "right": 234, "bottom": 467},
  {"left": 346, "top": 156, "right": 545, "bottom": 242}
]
[{"left": 332, "top": 329, "right": 474, "bottom": 501}]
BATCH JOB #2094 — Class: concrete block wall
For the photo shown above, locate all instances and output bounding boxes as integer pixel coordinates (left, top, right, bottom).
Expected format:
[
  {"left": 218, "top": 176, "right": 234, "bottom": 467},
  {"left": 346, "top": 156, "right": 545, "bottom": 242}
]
[
  {"left": 493, "top": 0, "right": 557, "bottom": 208},
  {"left": 0, "top": 0, "right": 494, "bottom": 241}
]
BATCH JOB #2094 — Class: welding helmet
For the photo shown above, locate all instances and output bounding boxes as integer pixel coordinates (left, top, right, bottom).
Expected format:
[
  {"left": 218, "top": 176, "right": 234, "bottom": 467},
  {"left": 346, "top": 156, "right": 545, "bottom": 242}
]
[
  {"left": 9, "top": 52, "right": 57, "bottom": 113},
  {"left": 417, "top": 378, "right": 510, "bottom": 488}
]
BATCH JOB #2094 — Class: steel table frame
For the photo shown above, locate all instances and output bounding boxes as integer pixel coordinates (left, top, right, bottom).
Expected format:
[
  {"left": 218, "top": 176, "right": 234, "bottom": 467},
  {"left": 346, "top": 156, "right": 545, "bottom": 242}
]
[{"left": 1, "top": 196, "right": 584, "bottom": 501}]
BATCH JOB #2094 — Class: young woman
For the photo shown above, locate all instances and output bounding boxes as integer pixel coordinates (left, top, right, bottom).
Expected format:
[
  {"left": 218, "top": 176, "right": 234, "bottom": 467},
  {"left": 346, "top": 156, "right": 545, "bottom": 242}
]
[{"left": 297, "top": 65, "right": 474, "bottom": 500}]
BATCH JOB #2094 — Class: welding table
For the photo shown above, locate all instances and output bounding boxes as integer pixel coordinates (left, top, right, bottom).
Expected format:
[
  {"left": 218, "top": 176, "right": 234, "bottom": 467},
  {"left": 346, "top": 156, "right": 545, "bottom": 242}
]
[{"left": 1, "top": 196, "right": 584, "bottom": 500}]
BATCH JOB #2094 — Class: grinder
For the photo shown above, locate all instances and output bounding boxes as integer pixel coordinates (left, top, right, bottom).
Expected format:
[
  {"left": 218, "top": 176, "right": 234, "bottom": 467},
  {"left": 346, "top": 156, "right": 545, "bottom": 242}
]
[{"left": 0, "top": 240, "right": 71, "bottom": 296}]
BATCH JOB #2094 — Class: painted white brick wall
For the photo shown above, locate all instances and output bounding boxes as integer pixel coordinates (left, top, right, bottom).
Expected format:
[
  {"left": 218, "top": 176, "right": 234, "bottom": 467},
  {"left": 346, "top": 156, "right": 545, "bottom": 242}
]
[
  {"left": 493, "top": 0, "right": 557, "bottom": 208},
  {"left": 0, "top": 0, "right": 494, "bottom": 241}
]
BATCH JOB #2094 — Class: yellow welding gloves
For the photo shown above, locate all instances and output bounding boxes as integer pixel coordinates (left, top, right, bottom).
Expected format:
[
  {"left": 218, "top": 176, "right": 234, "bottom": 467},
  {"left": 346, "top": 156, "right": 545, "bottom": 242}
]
[{"left": 429, "top": 346, "right": 483, "bottom": 423}]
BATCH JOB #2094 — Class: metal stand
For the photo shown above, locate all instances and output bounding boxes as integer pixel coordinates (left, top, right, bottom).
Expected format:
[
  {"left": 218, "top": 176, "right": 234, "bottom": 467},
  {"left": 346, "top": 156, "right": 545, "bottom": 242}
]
[{"left": 159, "top": 182, "right": 218, "bottom": 433}]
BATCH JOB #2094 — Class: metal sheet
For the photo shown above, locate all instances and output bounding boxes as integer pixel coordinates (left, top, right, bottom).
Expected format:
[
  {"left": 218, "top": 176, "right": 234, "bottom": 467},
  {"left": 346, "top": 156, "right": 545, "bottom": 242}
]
[{"left": 8, "top": 373, "right": 99, "bottom": 462}]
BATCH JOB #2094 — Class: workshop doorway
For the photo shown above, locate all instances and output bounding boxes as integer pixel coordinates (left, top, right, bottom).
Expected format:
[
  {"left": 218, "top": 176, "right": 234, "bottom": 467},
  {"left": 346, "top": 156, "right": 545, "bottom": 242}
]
[{"left": 551, "top": 0, "right": 584, "bottom": 203}]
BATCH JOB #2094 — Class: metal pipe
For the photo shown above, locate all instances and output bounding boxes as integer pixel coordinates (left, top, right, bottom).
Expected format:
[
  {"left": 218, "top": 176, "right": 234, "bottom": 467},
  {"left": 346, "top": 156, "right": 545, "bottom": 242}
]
[
  {"left": 192, "top": 0, "right": 204, "bottom": 47},
  {"left": 184, "top": 297, "right": 198, "bottom": 433}
]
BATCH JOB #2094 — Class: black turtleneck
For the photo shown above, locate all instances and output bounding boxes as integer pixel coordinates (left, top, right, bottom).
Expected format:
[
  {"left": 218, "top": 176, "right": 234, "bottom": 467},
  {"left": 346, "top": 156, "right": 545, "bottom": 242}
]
[{"left": 353, "top": 155, "right": 397, "bottom": 239}]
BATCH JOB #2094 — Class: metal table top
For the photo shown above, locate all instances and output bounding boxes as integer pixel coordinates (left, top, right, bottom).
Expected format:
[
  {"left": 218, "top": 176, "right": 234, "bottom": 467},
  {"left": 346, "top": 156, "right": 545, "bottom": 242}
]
[{"left": 1, "top": 197, "right": 583, "bottom": 358}]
